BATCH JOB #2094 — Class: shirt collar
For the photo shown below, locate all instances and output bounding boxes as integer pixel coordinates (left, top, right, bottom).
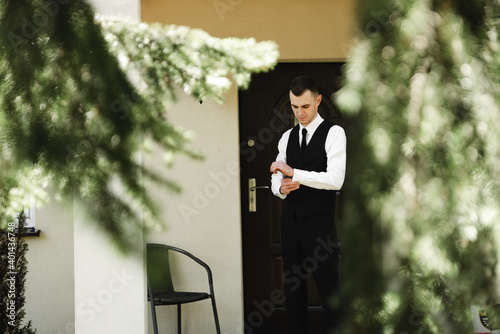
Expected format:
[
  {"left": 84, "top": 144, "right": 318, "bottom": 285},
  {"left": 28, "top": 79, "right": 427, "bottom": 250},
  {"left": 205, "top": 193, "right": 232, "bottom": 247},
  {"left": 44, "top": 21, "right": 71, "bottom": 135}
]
[{"left": 300, "top": 113, "right": 324, "bottom": 137}]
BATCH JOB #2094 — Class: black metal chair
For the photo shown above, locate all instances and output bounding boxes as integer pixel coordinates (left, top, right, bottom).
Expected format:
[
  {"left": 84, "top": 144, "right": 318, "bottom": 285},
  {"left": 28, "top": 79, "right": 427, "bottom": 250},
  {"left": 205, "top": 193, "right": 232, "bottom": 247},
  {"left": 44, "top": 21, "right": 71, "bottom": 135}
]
[{"left": 147, "top": 243, "right": 221, "bottom": 334}]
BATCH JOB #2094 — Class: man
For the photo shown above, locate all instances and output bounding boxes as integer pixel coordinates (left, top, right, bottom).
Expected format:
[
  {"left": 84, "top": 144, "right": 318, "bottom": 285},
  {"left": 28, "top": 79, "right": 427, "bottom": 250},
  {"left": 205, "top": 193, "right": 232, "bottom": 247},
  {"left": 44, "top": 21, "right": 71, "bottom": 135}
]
[{"left": 270, "top": 75, "right": 346, "bottom": 333}]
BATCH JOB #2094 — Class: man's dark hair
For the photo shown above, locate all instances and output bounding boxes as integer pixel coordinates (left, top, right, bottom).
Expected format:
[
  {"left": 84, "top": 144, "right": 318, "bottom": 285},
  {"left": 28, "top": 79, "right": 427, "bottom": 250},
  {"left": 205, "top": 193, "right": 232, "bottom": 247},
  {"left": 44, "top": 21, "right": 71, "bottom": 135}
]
[{"left": 289, "top": 75, "right": 319, "bottom": 96}]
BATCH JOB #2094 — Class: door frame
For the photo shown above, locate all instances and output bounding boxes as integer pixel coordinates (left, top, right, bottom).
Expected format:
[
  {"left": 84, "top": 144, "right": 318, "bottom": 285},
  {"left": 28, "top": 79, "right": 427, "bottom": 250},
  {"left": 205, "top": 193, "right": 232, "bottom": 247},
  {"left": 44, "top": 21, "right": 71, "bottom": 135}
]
[{"left": 238, "top": 62, "right": 346, "bottom": 333}]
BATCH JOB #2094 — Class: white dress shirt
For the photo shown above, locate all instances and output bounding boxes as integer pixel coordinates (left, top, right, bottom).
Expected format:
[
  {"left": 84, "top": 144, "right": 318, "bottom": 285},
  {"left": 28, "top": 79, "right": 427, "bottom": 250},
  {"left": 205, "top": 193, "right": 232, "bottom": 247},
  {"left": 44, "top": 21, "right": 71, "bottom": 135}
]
[{"left": 271, "top": 114, "right": 346, "bottom": 199}]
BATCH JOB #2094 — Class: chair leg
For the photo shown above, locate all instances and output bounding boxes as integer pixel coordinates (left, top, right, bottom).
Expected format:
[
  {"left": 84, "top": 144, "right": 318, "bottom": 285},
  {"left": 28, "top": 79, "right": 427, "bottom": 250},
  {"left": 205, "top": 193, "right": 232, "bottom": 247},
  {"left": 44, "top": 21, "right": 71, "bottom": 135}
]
[
  {"left": 150, "top": 302, "right": 159, "bottom": 334},
  {"left": 177, "top": 304, "right": 182, "bottom": 334},
  {"left": 210, "top": 295, "right": 221, "bottom": 334}
]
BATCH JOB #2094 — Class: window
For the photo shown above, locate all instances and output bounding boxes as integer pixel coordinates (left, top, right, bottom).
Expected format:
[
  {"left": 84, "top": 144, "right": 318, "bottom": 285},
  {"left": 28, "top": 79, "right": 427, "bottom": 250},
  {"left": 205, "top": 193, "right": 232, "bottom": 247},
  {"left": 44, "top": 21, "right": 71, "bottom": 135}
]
[{"left": 14, "top": 197, "right": 39, "bottom": 236}]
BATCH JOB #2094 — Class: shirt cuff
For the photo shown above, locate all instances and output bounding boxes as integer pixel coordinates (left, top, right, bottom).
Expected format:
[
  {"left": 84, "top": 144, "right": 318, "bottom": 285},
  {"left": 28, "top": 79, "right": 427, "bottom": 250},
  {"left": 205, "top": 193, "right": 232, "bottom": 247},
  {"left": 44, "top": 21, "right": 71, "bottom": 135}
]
[
  {"left": 272, "top": 184, "right": 287, "bottom": 200},
  {"left": 277, "top": 190, "right": 287, "bottom": 200},
  {"left": 292, "top": 169, "right": 305, "bottom": 183}
]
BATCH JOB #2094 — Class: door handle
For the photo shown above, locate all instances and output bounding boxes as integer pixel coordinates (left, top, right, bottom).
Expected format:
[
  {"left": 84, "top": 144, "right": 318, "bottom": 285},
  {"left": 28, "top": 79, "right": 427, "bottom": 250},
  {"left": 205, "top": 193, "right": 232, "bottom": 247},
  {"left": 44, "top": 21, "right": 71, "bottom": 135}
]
[{"left": 249, "top": 178, "right": 269, "bottom": 212}]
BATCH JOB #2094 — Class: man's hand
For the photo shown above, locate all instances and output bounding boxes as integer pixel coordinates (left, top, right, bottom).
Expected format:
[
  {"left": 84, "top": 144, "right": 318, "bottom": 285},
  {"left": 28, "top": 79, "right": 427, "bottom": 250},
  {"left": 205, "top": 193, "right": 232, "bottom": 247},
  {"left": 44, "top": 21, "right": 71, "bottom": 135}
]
[
  {"left": 270, "top": 161, "right": 294, "bottom": 177},
  {"left": 280, "top": 178, "right": 300, "bottom": 195}
]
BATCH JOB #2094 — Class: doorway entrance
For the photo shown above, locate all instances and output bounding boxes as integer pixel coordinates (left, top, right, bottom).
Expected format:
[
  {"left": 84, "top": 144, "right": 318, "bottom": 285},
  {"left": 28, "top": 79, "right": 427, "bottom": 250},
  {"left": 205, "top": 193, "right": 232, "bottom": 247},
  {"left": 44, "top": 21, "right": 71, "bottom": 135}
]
[{"left": 239, "top": 62, "right": 345, "bottom": 333}]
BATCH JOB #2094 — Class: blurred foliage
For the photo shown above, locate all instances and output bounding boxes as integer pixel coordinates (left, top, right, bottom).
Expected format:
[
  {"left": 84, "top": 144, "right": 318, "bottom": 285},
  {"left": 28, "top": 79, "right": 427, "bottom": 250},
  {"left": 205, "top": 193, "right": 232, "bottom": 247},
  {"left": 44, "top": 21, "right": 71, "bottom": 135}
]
[
  {"left": 336, "top": 0, "right": 500, "bottom": 332},
  {"left": 0, "top": 0, "right": 278, "bottom": 253},
  {"left": 0, "top": 213, "right": 36, "bottom": 334}
]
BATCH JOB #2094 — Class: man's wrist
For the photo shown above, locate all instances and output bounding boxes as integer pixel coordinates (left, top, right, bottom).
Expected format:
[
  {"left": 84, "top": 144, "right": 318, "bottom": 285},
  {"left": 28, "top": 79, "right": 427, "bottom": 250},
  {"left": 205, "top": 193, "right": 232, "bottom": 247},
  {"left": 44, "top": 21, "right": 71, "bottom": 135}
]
[{"left": 284, "top": 168, "right": 294, "bottom": 178}]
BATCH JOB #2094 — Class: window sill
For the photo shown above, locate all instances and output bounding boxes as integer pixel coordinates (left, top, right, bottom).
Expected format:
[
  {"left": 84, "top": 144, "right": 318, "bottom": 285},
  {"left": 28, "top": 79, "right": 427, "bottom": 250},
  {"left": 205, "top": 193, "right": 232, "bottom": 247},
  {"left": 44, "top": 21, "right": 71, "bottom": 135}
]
[{"left": 14, "top": 227, "right": 41, "bottom": 237}]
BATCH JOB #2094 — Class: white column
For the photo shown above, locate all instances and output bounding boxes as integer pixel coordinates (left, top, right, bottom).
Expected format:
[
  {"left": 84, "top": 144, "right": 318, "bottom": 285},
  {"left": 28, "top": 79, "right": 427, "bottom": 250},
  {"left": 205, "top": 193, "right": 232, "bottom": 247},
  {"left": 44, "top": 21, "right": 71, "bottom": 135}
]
[
  {"left": 74, "top": 1, "right": 146, "bottom": 333},
  {"left": 88, "top": 0, "right": 140, "bottom": 21},
  {"left": 74, "top": 207, "right": 146, "bottom": 334}
]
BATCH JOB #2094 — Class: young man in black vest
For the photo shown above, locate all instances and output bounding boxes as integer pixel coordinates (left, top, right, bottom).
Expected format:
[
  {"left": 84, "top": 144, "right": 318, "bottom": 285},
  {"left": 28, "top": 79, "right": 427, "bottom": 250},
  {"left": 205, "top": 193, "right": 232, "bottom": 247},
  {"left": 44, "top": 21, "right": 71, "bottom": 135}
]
[{"left": 270, "top": 76, "right": 346, "bottom": 333}]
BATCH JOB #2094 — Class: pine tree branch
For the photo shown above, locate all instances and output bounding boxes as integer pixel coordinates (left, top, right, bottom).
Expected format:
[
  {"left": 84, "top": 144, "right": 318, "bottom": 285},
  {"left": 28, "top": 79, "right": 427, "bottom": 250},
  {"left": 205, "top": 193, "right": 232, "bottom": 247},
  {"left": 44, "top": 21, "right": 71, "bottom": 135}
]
[{"left": 0, "top": 0, "right": 278, "bottom": 253}]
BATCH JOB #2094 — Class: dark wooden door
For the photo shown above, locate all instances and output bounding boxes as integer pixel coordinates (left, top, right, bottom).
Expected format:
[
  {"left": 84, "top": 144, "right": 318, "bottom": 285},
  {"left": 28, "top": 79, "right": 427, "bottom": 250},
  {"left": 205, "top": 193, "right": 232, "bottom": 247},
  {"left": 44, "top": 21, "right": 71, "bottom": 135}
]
[{"left": 239, "top": 63, "right": 345, "bottom": 334}]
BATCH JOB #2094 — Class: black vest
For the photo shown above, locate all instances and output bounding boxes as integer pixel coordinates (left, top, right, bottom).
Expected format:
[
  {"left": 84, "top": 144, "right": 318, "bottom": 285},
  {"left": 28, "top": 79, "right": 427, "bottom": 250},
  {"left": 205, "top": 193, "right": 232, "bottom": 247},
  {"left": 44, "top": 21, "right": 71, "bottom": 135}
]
[{"left": 283, "top": 120, "right": 336, "bottom": 218}]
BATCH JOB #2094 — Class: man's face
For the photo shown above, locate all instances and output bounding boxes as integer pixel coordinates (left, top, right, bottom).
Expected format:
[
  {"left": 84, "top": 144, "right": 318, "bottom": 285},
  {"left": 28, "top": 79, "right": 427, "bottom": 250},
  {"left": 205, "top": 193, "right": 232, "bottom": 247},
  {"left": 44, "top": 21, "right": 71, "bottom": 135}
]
[{"left": 289, "top": 90, "right": 322, "bottom": 127}]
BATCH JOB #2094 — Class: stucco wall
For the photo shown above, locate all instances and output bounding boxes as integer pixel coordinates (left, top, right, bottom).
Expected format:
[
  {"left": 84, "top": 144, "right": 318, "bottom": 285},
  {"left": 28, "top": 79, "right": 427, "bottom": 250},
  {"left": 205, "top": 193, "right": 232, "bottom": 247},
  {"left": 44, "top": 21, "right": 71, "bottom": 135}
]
[
  {"left": 73, "top": 1, "right": 146, "bottom": 333},
  {"left": 144, "top": 85, "right": 242, "bottom": 333},
  {"left": 24, "top": 198, "right": 75, "bottom": 334}
]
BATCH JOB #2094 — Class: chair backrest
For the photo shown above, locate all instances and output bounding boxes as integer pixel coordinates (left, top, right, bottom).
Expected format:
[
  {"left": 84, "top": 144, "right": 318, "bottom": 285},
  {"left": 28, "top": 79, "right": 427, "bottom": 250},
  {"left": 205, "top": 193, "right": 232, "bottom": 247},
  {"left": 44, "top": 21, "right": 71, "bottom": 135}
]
[{"left": 147, "top": 244, "right": 175, "bottom": 296}]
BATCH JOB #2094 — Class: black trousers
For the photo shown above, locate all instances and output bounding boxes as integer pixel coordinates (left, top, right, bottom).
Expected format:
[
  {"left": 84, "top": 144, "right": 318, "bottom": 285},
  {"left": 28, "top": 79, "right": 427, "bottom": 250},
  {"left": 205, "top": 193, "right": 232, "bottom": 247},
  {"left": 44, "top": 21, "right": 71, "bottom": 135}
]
[{"left": 280, "top": 212, "right": 343, "bottom": 334}]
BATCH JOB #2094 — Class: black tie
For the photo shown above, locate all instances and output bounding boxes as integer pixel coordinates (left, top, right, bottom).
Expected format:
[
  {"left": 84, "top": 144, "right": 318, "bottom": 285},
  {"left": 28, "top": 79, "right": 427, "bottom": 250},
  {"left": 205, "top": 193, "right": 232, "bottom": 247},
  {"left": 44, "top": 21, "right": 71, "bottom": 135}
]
[{"left": 300, "top": 128, "right": 307, "bottom": 156}]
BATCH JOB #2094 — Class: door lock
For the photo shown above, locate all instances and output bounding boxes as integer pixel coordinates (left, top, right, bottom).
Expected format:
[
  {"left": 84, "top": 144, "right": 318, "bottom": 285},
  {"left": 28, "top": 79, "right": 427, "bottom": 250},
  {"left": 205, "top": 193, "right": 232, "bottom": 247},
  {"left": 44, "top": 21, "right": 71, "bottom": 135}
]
[{"left": 248, "top": 178, "right": 269, "bottom": 212}]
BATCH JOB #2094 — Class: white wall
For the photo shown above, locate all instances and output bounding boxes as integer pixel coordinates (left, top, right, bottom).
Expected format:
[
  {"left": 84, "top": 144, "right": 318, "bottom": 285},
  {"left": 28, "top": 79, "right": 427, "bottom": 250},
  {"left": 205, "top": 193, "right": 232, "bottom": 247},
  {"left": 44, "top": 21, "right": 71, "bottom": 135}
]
[
  {"left": 89, "top": 0, "right": 140, "bottom": 21},
  {"left": 144, "top": 85, "right": 242, "bottom": 333},
  {"left": 74, "top": 1, "right": 146, "bottom": 333},
  {"left": 24, "top": 198, "right": 75, "bottom": 334},
  {"left": 73, "top": 203, "right": 146, "bottom": 334}
]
